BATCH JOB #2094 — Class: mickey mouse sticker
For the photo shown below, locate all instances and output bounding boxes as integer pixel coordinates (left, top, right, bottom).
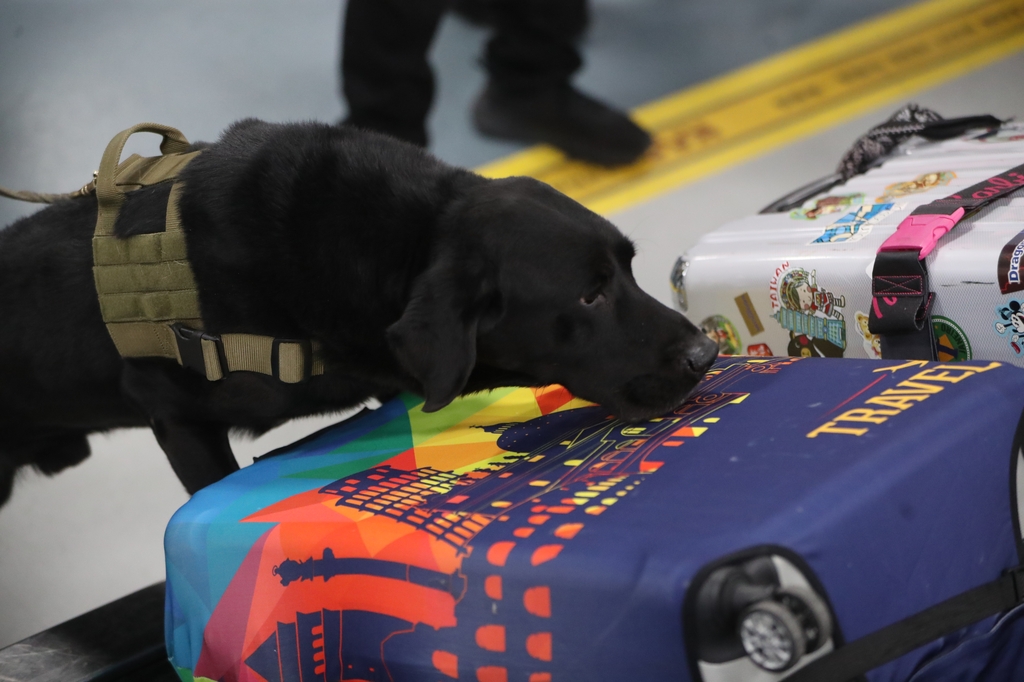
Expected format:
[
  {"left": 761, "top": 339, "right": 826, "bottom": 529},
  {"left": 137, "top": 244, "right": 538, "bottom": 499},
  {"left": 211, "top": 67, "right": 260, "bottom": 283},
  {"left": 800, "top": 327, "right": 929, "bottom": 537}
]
[{"left": 995, "top": 300, "right": 1024, "bottom": 354}]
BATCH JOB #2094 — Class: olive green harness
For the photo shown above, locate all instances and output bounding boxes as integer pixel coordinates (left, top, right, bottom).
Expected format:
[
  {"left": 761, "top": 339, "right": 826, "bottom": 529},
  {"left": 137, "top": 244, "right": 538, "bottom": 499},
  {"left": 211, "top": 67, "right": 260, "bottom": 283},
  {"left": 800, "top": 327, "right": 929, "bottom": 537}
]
[{"left": 1, "top": 123, "right": 325, "bottom": 383}]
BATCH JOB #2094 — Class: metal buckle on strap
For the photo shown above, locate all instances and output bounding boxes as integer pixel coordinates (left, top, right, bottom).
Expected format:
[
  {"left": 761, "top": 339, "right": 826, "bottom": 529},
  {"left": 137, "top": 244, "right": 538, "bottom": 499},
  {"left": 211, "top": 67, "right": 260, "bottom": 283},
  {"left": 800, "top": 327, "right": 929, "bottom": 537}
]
[{"left": 171, "top": 324, "right": 225, "bottom": 380}]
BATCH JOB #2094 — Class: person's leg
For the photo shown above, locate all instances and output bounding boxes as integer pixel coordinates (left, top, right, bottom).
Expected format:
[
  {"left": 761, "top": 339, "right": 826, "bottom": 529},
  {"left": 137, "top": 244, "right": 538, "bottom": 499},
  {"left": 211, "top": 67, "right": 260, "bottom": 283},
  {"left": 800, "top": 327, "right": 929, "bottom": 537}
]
[
  {"left": 340, "top": 0, "right": 448, "bottom": 146},
  {"left": 473, "top": 0, "right": 652, "bottom": 166},
  {"left": 484, "top": 0, "right": 586, "bottom": 92}
]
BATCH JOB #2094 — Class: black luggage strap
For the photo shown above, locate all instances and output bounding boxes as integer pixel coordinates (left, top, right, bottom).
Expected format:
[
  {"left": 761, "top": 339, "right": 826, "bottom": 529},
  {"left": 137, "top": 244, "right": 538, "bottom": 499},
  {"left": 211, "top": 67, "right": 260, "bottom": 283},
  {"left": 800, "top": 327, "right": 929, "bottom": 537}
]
[
  {"left": 869, "top": 162, "right": 1024, "bottom": 359},
  {"left": 786, "top": 566, "right": 1024, "bottom": 682}
]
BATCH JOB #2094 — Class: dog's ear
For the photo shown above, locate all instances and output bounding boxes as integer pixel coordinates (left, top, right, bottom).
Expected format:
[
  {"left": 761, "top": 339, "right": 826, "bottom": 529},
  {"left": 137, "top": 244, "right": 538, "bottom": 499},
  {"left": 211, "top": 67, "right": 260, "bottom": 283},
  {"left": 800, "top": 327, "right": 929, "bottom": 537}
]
[{"left": 387, "top": 259, "right": 501, "bottom": 413}]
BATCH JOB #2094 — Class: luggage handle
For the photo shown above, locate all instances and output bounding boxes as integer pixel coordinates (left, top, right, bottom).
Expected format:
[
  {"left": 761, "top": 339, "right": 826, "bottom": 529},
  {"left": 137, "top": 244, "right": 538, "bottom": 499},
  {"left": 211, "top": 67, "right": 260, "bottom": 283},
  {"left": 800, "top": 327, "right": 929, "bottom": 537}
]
[
  {"left": 759, "top": 173, "right": 845, "bottom": 214},
  {"left": 759, "top": 112, "right": 1004, "bottom": 214},
  {"left": 94, "top": 123, "right": 192, "bottom": 236}
]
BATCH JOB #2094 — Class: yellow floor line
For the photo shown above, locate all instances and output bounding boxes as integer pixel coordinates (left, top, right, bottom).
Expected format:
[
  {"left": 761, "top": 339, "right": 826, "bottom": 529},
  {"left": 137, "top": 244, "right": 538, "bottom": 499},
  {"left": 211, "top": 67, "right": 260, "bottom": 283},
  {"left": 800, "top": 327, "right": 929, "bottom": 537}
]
[{"left": 474, "top": 0, "right": 1024, "bottom": 216}]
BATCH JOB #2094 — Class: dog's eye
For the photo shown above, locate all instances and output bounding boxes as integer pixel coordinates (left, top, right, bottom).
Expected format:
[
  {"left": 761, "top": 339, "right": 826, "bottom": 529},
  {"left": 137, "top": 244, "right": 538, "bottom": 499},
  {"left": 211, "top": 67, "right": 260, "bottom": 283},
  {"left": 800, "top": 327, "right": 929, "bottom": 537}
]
[{"left": 580, "top": 290, "right": 606, "bottom": 306}]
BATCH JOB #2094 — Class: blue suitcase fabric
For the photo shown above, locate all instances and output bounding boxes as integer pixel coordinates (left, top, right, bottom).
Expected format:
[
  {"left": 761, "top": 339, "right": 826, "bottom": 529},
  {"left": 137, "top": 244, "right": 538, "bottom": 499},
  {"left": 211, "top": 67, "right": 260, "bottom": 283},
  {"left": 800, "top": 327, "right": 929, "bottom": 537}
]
[{"left": 164, "top": 357, "right": 1024, "bottom": 682}]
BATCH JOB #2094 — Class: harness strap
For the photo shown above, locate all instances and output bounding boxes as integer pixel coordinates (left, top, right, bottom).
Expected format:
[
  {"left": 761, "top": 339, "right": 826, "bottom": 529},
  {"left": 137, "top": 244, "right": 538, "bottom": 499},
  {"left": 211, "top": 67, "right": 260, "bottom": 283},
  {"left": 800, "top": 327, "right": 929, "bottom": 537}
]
[
  {"left": 87, "top": 123, "right": 326, "bottom": 383},
  {"left": 0, "top": 123, "right": 328, "bottom": 383},
  {"left": 171, "top": 325, "right": 326, "bottom": 383},
  {"left": 92, "top": 124, "right": 205, "bottom": 361}
]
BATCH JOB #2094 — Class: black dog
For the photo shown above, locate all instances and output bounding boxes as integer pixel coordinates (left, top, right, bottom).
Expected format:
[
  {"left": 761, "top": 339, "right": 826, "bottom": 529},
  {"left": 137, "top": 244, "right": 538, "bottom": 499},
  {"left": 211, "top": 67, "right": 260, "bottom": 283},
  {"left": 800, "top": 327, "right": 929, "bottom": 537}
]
[{"left": 0, "top": 119, "right": 717, "bottom": 505}]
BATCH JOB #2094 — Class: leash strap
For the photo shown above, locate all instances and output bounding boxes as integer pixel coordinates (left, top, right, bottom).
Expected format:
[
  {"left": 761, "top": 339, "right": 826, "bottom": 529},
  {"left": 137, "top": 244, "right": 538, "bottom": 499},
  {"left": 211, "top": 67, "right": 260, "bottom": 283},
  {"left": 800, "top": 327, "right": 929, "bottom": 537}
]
[
  {"left": 868, "top": 162, "right": 1024, "bottom": 358},
  {"left": 785, "top": 566, "right": 1024, "bottom": 682},
  {"left": 0, "top": 181, "right": 95, "bottom": 204}
]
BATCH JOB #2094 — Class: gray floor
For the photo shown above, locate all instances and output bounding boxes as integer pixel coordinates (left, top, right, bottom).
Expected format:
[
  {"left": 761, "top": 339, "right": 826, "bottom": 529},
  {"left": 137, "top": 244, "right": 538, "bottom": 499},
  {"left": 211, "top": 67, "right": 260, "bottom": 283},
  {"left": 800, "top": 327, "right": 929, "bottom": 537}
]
[{"left": 0, "top": 0, "right": 1012, "bottom": 650}]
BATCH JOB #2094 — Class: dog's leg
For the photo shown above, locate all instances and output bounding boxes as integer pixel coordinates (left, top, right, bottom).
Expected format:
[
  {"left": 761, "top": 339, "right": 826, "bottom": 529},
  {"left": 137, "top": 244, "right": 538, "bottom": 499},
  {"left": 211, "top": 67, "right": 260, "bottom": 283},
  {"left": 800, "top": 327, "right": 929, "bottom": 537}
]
[
  {"left": 120, "top": 362, "right": 240, "bottom": 495},
  {"left": 149, "top": 417, "right": 238, "bottom": 495}
]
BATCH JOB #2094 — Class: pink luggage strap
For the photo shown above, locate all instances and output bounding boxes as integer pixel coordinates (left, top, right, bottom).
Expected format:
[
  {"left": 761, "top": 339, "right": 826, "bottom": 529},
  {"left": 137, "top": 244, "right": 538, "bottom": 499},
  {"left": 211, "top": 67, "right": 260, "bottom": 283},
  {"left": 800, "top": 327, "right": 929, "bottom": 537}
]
[{"left": 869, "top": 162, "right": 1024, "bottom": 359}]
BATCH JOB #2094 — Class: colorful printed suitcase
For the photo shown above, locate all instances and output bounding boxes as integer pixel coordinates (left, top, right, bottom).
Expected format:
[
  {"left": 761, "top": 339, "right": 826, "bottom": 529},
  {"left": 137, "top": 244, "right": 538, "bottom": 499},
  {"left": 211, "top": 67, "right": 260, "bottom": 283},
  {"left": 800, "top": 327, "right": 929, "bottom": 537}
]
[
  {"left": 165, "top": 357, "right": 1024, "bottom": 682},
  {"left": 672, "top": 120, "right": 1024, "bottom": 363}
]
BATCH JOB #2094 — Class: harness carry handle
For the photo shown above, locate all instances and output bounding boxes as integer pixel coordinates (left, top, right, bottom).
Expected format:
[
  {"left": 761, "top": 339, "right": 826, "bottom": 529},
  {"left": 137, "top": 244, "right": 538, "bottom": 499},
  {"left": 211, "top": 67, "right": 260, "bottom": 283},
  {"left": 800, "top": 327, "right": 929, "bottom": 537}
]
[{"left": 94, "top": 123, "right": 192, "bottom": 236}]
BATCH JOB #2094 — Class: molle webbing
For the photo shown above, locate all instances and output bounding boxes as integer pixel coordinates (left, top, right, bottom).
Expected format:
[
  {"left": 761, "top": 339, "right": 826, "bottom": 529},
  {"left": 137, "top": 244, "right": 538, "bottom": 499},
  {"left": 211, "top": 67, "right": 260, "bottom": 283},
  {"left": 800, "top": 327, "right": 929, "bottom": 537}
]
[
  {"left": 93, "top": 124, "right": 205, "bottom": 362},
  {"left": 91, "top": 123, "right": 325, "bottom": 383}
]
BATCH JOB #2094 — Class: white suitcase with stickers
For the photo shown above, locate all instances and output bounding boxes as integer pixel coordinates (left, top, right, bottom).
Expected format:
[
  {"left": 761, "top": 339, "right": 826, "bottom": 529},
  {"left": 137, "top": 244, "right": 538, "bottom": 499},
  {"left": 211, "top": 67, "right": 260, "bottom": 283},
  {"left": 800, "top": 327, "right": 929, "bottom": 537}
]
[{"left": 673, "top": 111, "right": 1024, "bottom": 363}]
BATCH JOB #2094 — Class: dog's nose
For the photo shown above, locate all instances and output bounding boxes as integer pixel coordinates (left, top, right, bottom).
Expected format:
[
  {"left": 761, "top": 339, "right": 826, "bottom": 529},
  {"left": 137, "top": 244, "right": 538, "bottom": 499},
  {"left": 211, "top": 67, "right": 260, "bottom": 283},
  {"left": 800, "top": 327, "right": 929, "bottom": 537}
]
[{"left": 686, "top": 336, "right": 719, "bottom": 376}]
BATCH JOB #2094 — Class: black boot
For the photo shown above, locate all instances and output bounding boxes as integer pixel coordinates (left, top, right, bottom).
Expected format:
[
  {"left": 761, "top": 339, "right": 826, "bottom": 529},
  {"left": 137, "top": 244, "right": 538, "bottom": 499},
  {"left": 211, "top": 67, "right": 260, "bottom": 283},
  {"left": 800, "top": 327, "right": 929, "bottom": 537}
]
[
  {"left": 473, "top": 82, "right": 652, "bottom": 166},
  {"left": 339, "top": 0, "right": 447, "bottom": 149}
]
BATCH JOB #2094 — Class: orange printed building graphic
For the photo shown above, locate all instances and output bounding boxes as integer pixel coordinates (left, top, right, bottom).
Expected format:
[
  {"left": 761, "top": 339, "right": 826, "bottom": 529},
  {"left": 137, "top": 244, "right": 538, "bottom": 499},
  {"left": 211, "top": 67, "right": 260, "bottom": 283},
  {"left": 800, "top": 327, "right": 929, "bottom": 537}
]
[{"left": 187, "top": 361, "right": 790, "bottom": 682}]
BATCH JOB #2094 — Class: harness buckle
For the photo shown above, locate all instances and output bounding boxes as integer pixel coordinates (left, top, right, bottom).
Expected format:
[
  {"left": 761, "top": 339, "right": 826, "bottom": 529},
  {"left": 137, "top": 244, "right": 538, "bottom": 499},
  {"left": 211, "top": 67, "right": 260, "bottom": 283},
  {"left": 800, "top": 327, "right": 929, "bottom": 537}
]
[
  {"left": 272, "top": 338, "right": 313, "bottom": 384},
  {"left": 171, "top": 324, "right": 226, "bottom": 380}
]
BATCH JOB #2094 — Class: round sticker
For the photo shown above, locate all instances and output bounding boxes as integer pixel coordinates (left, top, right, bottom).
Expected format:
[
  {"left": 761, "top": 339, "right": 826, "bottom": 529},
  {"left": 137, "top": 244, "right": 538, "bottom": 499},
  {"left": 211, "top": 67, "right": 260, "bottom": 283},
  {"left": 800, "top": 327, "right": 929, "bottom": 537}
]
[{"left": 932, "top": 316, "right": 972, "bottom": 362}]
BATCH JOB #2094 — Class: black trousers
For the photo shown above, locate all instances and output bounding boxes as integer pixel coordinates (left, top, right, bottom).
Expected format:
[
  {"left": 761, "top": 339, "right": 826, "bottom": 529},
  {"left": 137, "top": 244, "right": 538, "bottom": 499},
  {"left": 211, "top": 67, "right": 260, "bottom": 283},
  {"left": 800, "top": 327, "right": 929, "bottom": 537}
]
[{"left": 341, "top": 0, "right": 588, "bottom": 145}]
